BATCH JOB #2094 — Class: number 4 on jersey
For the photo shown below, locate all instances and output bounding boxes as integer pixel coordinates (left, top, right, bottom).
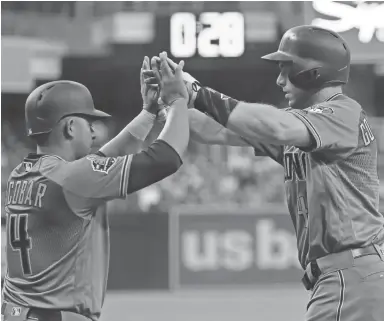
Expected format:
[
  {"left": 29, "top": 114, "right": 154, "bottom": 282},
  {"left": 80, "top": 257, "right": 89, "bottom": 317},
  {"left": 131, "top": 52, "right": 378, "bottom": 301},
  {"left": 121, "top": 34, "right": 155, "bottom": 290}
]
[{"left": 8, "top": 213, "right": 32, "bottom": 275}]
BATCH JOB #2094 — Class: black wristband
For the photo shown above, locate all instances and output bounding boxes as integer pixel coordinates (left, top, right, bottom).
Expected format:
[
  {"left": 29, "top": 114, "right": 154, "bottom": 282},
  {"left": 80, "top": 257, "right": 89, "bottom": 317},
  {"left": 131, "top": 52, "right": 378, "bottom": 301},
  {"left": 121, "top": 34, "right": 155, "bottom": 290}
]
[{"left": 194, "top": 86, "right": 239, "bottom": 126}]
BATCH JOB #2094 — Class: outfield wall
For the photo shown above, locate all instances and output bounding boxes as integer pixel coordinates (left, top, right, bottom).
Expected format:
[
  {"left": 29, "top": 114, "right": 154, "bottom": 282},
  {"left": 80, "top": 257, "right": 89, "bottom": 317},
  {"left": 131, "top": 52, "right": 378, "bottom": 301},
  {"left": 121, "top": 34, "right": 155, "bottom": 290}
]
[
  {"left": 169, "top": 205, "right": 302, "bottom": 289},
  {"left": 106, "top": 206, "right": 303, "bottom": 291}
]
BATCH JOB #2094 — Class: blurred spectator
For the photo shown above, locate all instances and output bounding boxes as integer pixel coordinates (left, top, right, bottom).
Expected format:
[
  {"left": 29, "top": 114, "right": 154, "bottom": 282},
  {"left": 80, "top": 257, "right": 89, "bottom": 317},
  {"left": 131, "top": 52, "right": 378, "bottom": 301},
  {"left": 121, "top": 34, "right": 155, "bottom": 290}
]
[
  {"left": 2, "top": 116, "right": 384, "bottom": 214},
  {"left": 1, "top": 222, "right": 6, "bottom": 288}
]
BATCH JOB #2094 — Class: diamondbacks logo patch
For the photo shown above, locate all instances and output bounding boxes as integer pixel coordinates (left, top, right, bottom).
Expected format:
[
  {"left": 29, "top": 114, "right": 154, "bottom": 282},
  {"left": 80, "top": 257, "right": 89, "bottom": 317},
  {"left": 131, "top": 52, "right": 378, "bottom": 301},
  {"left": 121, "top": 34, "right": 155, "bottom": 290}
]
[
  {"left": 87, "top": 155, "right": 117, "bottom": 174},
  {"left": 308, "top": 106, "right": 334, "bottom": 114}
]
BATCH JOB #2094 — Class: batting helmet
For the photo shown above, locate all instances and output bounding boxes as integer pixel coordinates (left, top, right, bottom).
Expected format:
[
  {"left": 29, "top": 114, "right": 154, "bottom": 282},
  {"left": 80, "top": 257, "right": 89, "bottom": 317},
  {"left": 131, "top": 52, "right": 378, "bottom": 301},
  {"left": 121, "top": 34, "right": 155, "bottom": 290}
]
[
  {"left": 25, "top": 80, "right": 110, "bottom": 136},
  {"left": 262, "top": 25, "right": 351, "bottom": 89}
]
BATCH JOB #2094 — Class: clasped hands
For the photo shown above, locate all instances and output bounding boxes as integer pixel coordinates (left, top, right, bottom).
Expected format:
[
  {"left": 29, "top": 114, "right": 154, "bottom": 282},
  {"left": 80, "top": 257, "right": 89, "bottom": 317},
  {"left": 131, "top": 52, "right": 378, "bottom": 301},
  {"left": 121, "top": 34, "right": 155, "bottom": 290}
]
[{"left": 140, "top": 52, "right": 198, "bottom": 117}]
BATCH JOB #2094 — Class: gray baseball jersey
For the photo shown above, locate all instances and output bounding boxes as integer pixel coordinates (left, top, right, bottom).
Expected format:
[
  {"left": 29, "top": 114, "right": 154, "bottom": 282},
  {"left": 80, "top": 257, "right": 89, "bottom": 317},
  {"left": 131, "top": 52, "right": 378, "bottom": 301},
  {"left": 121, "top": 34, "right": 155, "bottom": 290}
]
[
  {"left": 3, "top": 152, "right": 131, "bottom": 320},
  {"left": 253, "top": 94, "right": 383, "bottom": 268}
]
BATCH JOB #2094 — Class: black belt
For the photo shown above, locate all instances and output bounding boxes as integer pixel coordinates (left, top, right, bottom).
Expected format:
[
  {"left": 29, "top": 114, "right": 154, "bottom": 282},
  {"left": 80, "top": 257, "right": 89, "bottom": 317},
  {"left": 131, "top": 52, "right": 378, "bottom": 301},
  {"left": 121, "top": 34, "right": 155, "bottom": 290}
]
[
  {"left": 27, "top": 308, "right": 62, "bottom": 321},
  {"left": 351, "top": 245, "right": 381, "bottom": 259},
  {"left": 2, "top": 302, "right": 63, "bottom": 321},
  {"left": 302, "top": 244, "right": 382, "bottom": 291},
  {"left": 1, "top": 302, "right": 92, "bottom": 321}
]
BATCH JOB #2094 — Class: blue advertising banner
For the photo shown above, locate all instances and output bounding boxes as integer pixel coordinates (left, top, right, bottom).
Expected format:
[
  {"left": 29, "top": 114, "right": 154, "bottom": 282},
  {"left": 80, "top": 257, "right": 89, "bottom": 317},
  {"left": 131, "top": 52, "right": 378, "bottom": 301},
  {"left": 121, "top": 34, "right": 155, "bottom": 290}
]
[{"left": 169, "top": 206, "right": 303, "bottom": 289}]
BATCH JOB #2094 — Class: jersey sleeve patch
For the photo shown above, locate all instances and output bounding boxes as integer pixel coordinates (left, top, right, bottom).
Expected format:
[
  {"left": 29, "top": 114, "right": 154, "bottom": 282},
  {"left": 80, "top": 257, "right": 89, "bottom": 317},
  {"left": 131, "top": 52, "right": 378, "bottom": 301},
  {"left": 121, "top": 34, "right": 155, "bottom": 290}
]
[
  {"left": 86, "top": 155, "right": 117, "bottom": 174},
  {"left": 307, "top": 106, "right": 334, "bottom": 114}
]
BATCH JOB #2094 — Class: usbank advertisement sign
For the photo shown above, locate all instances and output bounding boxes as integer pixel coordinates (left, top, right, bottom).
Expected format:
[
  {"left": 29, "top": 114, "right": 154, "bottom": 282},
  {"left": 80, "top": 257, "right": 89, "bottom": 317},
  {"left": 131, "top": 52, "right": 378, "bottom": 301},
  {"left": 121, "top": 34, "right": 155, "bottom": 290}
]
[{"left": 170, "top": 208, "right": 303, "bottom": 288}]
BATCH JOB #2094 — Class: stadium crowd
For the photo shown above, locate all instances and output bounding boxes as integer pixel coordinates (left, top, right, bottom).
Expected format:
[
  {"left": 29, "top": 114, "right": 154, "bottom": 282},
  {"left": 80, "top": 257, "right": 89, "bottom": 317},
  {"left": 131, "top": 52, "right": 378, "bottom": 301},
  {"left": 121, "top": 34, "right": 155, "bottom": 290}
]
[{"left": 1, "top": 118, "right": 286, "bottom": 215}]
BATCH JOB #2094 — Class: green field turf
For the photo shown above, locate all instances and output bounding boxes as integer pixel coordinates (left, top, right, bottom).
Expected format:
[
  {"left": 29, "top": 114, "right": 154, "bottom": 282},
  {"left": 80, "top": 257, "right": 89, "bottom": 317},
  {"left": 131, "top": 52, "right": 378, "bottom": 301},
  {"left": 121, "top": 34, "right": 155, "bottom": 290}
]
[{"left": 101, "top": 285, "right": 309, "bottom": 321}]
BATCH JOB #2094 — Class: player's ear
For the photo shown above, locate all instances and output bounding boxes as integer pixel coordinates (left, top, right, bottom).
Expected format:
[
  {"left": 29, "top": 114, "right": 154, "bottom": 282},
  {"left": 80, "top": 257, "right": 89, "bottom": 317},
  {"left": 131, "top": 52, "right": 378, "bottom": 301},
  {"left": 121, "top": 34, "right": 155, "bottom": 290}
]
[{"left": 63, "top": 118, "right": 75, "bottom": 140}]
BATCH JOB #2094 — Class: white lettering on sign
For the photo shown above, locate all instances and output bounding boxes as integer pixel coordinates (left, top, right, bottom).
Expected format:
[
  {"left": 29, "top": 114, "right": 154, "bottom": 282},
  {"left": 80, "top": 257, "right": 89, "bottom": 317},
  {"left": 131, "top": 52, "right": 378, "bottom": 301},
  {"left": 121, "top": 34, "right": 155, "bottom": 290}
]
[
  {"left": 181, "top": 220, "right": 300, "bottom": 271},
  {"left": 170, "top": 12, "right": 245, "bottom": 58},
  {"left": 256, "top": 220, "right": 300, "bottom": 270},
  {"left": 182, "top": 230, "right": 253, "bottom": 271},
  {"left": 312, "top": 0, "right": 384, "bottom": 43}
]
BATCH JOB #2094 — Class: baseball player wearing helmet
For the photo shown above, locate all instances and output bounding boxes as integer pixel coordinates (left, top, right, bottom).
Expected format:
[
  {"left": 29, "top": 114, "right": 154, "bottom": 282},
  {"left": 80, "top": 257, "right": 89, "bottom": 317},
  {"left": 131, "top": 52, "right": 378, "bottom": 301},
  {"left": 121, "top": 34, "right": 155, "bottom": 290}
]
[
  {"left": 167, "top": 25, "right": 384, "bottom": 320},
  {"left": 2, "top": 52, "right": 189, "bottom": 321}
]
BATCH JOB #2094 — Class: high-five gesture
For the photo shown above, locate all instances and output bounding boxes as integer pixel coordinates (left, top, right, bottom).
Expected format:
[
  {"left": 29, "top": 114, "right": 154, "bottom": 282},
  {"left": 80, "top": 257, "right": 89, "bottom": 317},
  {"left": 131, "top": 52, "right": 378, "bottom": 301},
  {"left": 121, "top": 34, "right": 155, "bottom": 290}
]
[
  {"left": 151, "top": 55, "right": 200, "bottom": 109},
  {"left": 140, "top": 56, "right": 159, "bottom": 115},
  {"left": 151, "top": 52, "right": 189, "bottom": 106}
]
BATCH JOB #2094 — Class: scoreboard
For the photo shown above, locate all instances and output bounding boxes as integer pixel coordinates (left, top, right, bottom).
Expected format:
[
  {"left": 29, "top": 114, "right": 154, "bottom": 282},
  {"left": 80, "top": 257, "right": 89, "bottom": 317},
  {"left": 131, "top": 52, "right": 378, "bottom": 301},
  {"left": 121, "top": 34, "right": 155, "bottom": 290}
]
[
  {"left": 156, "top": 11, "right": 280, "bottom": 70},
  {"left": 170, "top": 12, "right": 245, "bottom": 58},
  {"left": 101, "top": 0, "right": 384, "bottom": 68},
  {"left": 103, "top": 9, "right": 280, "bottom": 70}
]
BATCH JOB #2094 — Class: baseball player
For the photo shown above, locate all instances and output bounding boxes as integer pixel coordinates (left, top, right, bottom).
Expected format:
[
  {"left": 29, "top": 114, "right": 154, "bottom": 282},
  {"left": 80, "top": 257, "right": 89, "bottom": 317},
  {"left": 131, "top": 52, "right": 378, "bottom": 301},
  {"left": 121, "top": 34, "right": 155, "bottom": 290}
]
[
  {"left": 2, "top": 52, "right": 189, "bottom": 321},
  {"left": 165, "top": 25, "right": 384, "bottom": 320}
]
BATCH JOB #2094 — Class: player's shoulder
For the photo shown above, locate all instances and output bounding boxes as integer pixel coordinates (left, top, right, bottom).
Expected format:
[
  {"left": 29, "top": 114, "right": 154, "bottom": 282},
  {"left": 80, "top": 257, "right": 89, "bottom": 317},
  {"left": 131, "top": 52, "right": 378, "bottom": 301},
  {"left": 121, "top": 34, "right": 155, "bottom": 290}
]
[
  {"left": 306, "top": 94, "right": 362, "bottom": 116},
  {"left": 8, "top": 162, "right": 25, "bottom": 179},
  {"left": 38, "top": 153, "right": 95, "bottom": 189},
  {"left": 40, "top": 152, "right": 119, "bottom": 180},
  {"left": 323, "top": 93, "right": 361, "bottom": 109},
  {"left": 7, "top": 153, "right": 51, "bottom": 180},
  {"left": 39, "top": 154, "right": 68, "bottom": 174}
]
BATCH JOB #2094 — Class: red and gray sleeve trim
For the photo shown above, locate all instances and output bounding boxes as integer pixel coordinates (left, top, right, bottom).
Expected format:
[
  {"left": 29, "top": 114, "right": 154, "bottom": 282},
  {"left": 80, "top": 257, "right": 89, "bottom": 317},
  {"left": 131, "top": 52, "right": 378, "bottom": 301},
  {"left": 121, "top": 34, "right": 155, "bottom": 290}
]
[
  {"left": 119, "top": 155, "right": 132, "bottom": 198},
  {"left": 288, "top": 110, "right": 322, "bottom": 149}
]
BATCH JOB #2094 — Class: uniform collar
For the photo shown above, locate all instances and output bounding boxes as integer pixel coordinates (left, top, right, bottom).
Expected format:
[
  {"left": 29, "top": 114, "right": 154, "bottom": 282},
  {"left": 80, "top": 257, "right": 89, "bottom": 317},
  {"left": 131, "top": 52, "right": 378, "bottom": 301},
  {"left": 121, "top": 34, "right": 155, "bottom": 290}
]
[
  {"left": 25, "top": 153, "right": 65, "bottom": 162},
  {"left": 325, "top": 93, "right": 344, "bottom": 101}
]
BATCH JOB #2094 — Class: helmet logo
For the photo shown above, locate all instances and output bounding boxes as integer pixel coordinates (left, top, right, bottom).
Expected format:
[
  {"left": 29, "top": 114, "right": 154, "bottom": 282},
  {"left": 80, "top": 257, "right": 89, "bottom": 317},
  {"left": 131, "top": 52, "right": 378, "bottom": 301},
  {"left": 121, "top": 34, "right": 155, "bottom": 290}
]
[{"left": 37, "top": 84, "right": 55, "bottom": 102}]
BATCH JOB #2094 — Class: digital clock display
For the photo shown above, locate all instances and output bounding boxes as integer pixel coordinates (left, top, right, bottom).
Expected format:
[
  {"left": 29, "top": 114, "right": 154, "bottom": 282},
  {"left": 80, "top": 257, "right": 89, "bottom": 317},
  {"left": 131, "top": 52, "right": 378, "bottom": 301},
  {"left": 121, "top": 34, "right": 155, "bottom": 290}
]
[{"left": 170, "top": 12, "right": 245, "bottom": 58}]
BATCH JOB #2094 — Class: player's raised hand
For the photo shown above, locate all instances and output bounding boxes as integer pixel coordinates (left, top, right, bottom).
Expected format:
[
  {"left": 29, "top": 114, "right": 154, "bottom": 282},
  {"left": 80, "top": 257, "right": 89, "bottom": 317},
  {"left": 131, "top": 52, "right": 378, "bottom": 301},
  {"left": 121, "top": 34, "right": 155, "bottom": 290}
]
[
  {"left": 152, "top": 55, "right": 200, "bottom": 109},
  {"left": 140, "top": 56, "right": 159, "bottom": 115},
  {"left": 157, "top": 52, "right": 189, "bottom": 106},
  {"left": 152, "top": 56, "right": 199, "bottom": 85}
]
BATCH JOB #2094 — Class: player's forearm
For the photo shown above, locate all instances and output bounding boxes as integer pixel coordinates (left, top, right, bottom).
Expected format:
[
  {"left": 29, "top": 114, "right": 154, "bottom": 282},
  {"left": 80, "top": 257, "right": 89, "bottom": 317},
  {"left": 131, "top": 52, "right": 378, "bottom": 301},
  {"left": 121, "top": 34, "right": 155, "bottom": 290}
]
[
  {"left": 145, "top": 119, "right": 165, "bottom": 146},
  {"left": 188, "top": 108, "right": 223, "bottom": 144},
  {"left": 226, "top": 102, "right": 293, "bottom": 145},
  {"left": 192, "top": 86, "right": 282, "bottom": 142},
  {"left": 188, "top": 109, "right": 249, "bottom": 146},
  {"left": 100, "top": 130, "right": 143, "bottom": 157},
  {"left": 157, "top": 99, "right": 189, "bottom": 159},
  {"left": 193, "top": 87, "right": 310, "bottom": 146},
  {"left": 100, "top": 110, "right": 156, "bottom": 157},
  {"left": 227, "top": 102, "right": 312, "bottom": 145}
]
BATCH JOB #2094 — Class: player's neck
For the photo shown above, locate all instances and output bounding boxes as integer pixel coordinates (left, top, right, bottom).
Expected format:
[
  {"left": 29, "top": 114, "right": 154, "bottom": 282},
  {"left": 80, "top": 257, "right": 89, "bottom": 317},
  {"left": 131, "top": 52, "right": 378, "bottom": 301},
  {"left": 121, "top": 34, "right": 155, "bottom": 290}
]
[
  {"left": 36, "top": 144, "right": 76, "bottom": 162},
  {"left": 307, "top": 86, "right": 343, "bottom": 107}
]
